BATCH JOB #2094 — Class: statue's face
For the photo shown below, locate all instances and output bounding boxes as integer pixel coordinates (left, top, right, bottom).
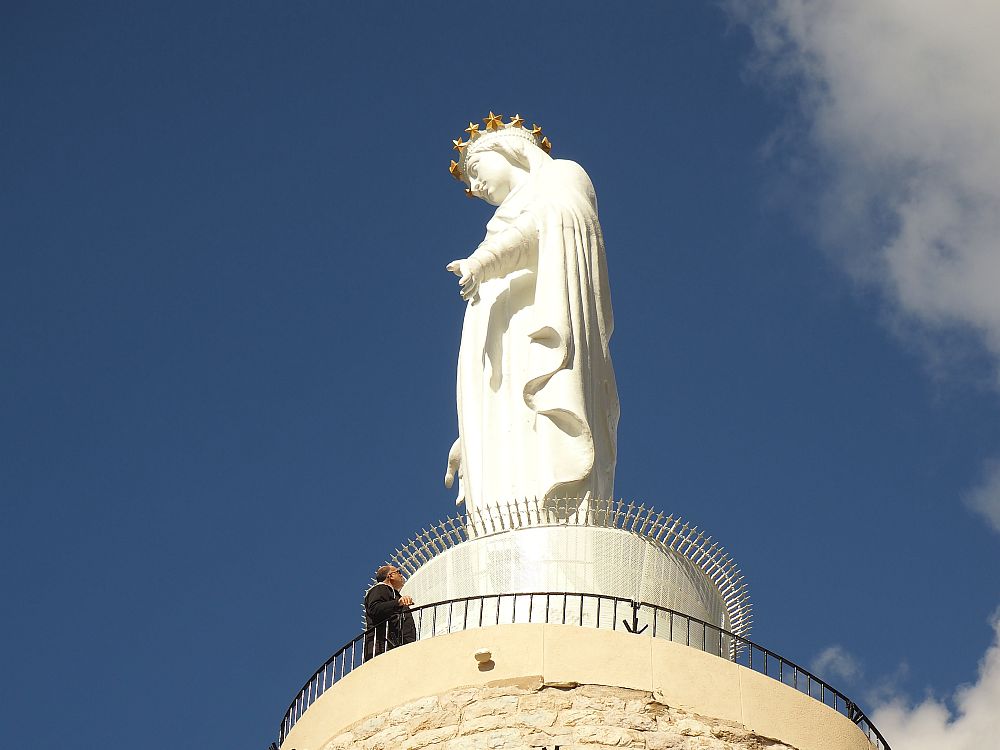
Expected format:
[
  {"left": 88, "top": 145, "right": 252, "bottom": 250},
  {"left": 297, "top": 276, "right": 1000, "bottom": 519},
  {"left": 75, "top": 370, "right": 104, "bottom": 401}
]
[{"left": 466, "top": 150, "right": 518, "bottom": 206}]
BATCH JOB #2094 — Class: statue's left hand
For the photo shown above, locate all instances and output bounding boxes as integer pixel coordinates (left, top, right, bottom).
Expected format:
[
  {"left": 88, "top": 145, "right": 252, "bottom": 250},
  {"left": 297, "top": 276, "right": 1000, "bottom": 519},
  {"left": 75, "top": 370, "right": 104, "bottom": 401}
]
[
  {"left": 445, "top": 437, "right": 465, "bottom": 506},
  {"left": 446, "top": 258, "right": 481, "bottom": 303}
]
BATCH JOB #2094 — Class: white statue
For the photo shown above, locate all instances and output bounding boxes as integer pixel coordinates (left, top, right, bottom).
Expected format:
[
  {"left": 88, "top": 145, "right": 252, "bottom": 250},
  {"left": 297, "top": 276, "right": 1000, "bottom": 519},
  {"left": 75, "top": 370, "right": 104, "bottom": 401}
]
[{"left": 443, "top": 113, "right": 619, "bottom": 515}]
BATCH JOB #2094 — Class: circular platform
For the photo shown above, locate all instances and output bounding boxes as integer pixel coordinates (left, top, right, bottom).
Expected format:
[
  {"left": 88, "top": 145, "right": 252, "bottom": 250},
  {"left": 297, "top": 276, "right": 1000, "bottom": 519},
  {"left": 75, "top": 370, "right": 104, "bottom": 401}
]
[{"left": 383, "top": 499, "right": 752, "bottom": 639}]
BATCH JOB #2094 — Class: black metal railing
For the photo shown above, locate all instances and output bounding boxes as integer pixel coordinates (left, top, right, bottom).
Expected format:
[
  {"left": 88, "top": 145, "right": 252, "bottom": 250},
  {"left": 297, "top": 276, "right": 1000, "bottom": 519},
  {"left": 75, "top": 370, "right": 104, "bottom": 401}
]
[{"left": 278, "top": 592, "right": 890, "bottom": 750}]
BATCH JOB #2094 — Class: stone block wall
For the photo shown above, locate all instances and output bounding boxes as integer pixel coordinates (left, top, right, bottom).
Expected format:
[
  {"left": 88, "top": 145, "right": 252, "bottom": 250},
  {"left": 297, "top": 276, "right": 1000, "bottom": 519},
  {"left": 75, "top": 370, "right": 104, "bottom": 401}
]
[{"left": 319, "top": 680, "right": 802, "bottom": 750}]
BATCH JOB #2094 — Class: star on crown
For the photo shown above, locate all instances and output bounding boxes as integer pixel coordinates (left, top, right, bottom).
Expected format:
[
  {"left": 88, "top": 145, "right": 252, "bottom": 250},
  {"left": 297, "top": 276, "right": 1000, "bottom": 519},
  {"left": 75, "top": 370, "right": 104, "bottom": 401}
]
[{"left": 447, "top": 112, "right": 552, "bottom": 185}]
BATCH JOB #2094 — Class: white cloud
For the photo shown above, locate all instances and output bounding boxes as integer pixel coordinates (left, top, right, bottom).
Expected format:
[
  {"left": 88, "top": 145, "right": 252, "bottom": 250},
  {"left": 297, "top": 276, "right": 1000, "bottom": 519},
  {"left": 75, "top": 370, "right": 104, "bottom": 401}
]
[
  {"left": 729, "top": 0, "right": 1000, "bottom": 531},
  {"left": 965, "top": 460, "right": 1000, "bottom": 533},
  {"left": 732, "top": 0, "right": 1000, "bottom": 364},
  {"left": 811, "top": 644, "right": 862, "bottom": 684},
  {"left": 871, "top": 610, "right": 1000, "bottom": 750}
]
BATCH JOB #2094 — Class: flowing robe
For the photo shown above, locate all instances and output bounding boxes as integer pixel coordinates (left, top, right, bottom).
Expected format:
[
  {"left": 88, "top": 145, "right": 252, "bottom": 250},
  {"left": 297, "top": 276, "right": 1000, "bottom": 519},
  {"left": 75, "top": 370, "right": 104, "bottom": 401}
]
[{"left": 454, "top": 159, "right": 619, "bottom": 514}]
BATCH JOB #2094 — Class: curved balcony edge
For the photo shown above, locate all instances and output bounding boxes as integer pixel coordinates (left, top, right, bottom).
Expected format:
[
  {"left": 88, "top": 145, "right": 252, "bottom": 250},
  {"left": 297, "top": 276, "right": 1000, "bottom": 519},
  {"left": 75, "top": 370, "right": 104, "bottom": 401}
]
[{"left": 278, "top": 592, "right": 889, "bottom": 750}]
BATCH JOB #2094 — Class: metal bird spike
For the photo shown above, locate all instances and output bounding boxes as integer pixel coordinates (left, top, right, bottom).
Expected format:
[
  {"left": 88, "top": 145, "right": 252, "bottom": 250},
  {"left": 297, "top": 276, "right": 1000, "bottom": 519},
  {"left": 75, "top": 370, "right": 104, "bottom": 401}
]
[
  {"left": 426, "top": 527, "right": 444, "bottom": 555},
  {"left": 645, "top": 510, "right": 660, "bottom": 538},
  {"left": 410, "top": 534, "right": 428, "bottom": 564},
  {"left": 653, "top": 514, "right": 674, "bottom": 542},
  {"left": 723, "top": 582, "right": 747, "bottom": 603},
  {"left": 620, "top": 501, "right": 635, "bottom": 529},
  {"left": 417, "top": 528, "right": 436, "bottom": 557},
  {"left": 677, "top": 528, "right": 698, "bottom": 555},
  {"left": 417, "top": 537, "right": 436, "bottom": 564},
  {"left": 597, "top": 498, "right": 612, "bottom": 526},
  {"left": 611, "top": 498, "right": 624, "bottom": 527},
  {"left": 709, "top": 552, "right": 732, "bottom": 577},
  {"left": 476, "top": 506, "right": 490, "bottom": 536},
  {"left": 532, "top": 495, "right": 544, "bottom": 524},
  {"left": 498, "top": 501, "right": 511, "bottom": 530},
  {"left": 630, "top": 503, "right": 646, "bottom": 531},
  {"left": 719, "top": 577, "right": 743, "bottom": 602},
  {"left": 662, "top": 517, "right": 682, "bottom": 546},
  {"left": 641, "top": 510, "right": 662, "bottom": 537},
  {"left": 703, "top": 554, "right": 723, "bottom": 579},
  {"left": 692, "top": 536, "right": 713, "bottom": 563},
  {"left": 437, "top": 520, "right": 452, "bottom": 548},
  {"left": 681, "top": 529, "right": 704, "bottom": 556},
  {"left": 697, "top": 541, "right": 719, "bottom": 567},
  {"left": 474, "top": 506, "right": 489, "bottom": 535},
  {"left": 441, "top": 516, "right": 462, "bottom": 545},
  {"left": 601, "top": 497, "right": 613, "bottom": 525},
  {"left": 710, "top": 565, "right": 731, "bottom": 585},
  {"left": 591, "top": 498, "right": 603, "bottom": 526},
  {"left": 638, "top": 503, "right": 652, "bottom": 532},
  {"left": 499, "top": 501, "right": 510, "bottom": 530},
  {"left": 674, "top": 528, "right": 693, "bottom": 555},
  {"left": 398, "top": 539, "right": 417, "bottom": 565},
  {"left": 670, "top": 522, "right": 690, "bottom": 549},
  {"left": 456, "top": 514, "right": 472, "bottom": 542}
]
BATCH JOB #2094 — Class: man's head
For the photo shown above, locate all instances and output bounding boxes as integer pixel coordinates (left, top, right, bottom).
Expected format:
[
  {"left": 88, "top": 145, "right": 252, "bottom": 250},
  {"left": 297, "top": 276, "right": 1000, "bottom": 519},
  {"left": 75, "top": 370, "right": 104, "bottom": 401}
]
[{"left": 375, "top": 565, "right": 405, "bottom": 591}]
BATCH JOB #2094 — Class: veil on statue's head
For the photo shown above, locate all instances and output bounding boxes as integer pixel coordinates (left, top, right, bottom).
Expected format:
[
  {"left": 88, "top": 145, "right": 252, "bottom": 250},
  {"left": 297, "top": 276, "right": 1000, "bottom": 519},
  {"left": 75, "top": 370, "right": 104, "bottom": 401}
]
[{"left": 475, "top": 135, "right": 552, "bottom": 175}]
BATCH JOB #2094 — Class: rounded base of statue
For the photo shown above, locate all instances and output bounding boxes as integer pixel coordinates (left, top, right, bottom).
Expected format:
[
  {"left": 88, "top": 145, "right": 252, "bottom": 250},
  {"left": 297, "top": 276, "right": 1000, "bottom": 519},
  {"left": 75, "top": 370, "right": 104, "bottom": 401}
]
[{"left": 384, "top": 498, "right": 752, "bottom": 641}]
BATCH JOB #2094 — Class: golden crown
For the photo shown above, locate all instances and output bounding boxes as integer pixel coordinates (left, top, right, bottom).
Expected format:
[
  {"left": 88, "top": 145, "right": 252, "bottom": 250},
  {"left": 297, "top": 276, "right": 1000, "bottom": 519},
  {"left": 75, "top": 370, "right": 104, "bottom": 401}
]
[{"left": 449, "top": 112, "right": 552, "bottom": 196}]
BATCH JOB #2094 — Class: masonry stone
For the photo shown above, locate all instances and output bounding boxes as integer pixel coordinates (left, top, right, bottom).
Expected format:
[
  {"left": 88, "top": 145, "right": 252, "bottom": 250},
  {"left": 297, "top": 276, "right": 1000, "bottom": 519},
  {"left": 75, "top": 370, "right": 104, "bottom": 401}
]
[
  {"left": 678, "top": 718, "right": 708, "bottom": 736},
  {"left": 388, "top": 695, "right": 440, "bottom": 723},
  {"left": 462, "top": 695, "right": 519, "bottom": 720},
  {"left": 322, "top": 683, "right": 814, "bottom": 750}
]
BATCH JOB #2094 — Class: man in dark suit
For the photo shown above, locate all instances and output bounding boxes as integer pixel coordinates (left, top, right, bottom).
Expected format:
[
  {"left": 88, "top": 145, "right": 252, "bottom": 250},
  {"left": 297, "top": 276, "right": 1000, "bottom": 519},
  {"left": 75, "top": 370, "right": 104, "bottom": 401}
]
[{"left": 363, "top": 565, "right": 416, "bottom": 660}]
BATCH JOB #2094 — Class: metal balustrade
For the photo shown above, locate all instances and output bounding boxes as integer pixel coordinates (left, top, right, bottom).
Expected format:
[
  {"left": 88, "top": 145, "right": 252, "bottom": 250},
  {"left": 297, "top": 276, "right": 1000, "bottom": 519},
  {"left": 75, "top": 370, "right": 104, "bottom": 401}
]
[{"left": 277, "top": 592, "right": 890, "bottom": 750}]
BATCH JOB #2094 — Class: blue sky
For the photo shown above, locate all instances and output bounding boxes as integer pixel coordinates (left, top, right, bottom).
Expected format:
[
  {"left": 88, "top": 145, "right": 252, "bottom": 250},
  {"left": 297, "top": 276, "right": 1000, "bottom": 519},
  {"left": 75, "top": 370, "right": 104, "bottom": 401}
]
[{"left": 3, "top": 2, "right": 999, "bottom": 748}]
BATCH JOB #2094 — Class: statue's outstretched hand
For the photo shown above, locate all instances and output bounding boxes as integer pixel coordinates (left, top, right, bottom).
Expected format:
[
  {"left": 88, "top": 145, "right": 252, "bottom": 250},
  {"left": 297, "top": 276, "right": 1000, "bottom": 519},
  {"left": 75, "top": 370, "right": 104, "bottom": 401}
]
[{"left": 446, "top": 258, "right": 481, "bottom": 303}]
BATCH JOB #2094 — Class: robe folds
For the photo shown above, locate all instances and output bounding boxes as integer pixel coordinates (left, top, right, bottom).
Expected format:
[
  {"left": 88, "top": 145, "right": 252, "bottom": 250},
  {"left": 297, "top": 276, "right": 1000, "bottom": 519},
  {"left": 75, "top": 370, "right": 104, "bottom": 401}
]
[{"left": 455, "top": 158, "right": 619, "bottom": 515}]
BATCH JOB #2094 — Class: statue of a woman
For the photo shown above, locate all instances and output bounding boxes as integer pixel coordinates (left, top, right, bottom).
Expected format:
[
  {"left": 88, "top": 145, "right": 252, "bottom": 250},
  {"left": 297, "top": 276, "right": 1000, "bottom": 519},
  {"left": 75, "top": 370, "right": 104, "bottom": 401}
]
[{"left": 444, "top": 114, "right": 619, "bottom": 516}]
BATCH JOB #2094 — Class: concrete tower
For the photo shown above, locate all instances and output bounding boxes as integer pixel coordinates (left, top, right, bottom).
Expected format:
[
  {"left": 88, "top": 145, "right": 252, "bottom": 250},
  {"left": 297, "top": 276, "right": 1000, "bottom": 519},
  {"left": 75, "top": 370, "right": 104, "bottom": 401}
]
[{"left": 275, "top": 500, "right": 889, "bottom": 750}]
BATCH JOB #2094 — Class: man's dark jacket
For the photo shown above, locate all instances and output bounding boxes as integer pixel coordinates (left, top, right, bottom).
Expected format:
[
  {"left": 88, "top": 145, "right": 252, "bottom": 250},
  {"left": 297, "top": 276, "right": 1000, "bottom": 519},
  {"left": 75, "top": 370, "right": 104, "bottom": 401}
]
[{"left": 363, "top": 583, "right": 416, "bottom": 659}]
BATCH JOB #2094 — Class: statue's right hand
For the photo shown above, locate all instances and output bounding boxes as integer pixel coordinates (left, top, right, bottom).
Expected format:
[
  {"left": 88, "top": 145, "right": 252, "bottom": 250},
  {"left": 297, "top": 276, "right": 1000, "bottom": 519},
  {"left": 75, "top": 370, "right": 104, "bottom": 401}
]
[{"left": 446, "top": 259, "right": 482, "bottom": 302}]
